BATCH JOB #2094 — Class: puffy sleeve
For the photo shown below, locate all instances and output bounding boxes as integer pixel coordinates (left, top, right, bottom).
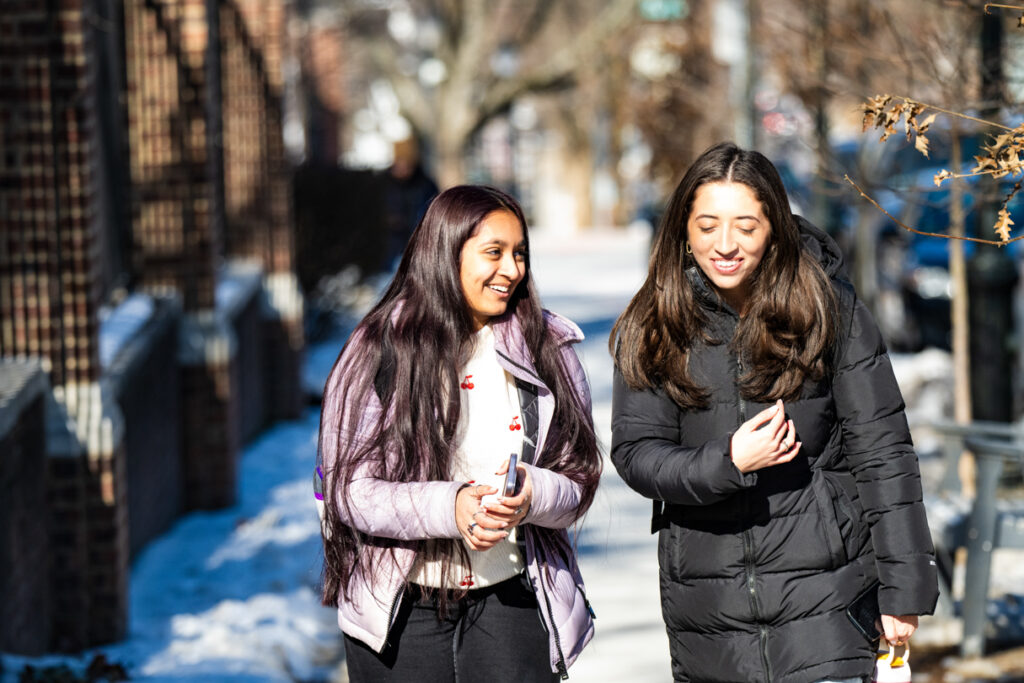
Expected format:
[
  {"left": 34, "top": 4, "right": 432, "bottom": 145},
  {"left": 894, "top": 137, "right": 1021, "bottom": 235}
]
[
  {"left": 317, "top": 330, "right": 465, "bottom": 541},
  {"left": 832, "top": 292, "right": 939, "bottom": 616},
  {"left": 611, "top": 369, "right": 756, "bottom": 506}
]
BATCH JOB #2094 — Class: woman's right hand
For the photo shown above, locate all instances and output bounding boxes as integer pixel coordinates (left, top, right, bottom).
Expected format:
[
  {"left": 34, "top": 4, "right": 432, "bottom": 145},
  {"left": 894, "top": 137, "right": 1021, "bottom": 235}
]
[
  {"left": 730, "top": 400, "right": 800, "bottom": 473},
  {"left": 455, "top": 483, "right": 509, "bottom": 550}
]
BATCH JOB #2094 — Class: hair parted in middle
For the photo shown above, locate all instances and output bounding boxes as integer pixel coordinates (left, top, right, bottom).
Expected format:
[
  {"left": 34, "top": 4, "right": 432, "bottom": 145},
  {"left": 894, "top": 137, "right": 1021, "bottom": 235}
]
[
  {"left": 610, "top": 141, "right": 839, "bottom": 409},
  {"left": 318, "top": 184, "right": 601, "bottom": 612}
]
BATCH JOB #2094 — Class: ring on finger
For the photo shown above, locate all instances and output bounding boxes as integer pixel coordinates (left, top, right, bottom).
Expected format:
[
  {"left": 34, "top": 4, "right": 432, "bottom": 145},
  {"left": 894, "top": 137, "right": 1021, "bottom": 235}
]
[
  {"left": 514, "top": 507, "right": 522, "bottom": 515},
  {"left": 467, "top": 522, "right": 478, "bottom": 534}
]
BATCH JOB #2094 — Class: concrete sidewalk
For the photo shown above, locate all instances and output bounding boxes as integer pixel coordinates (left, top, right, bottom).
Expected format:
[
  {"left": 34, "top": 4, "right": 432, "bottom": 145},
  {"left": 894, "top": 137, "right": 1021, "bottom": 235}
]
[{"left": 529, "top": 226, "right": 673, "bottom": 681}]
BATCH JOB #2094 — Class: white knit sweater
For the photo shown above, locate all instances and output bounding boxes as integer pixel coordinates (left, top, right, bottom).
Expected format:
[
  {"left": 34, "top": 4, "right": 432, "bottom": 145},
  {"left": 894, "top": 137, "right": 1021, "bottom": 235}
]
[{"left": 408, "top": 324, "right": 525, "bottom": 589}]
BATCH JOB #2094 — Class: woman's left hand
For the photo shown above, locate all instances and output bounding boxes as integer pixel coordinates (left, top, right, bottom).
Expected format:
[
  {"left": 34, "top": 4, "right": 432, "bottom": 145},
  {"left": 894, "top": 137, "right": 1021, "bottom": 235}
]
[
  {"left": 880, "top": 614, "right": 918, "bottom": 646},
  {"left": 483, "top": 461, "right": 532, "bottom": 528}
]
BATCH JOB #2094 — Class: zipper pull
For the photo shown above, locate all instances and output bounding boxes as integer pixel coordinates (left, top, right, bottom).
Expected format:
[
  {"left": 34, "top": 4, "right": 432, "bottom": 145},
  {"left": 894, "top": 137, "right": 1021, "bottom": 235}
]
[{"left": 557, "top": 662, "right": 569, "bottom": 680}]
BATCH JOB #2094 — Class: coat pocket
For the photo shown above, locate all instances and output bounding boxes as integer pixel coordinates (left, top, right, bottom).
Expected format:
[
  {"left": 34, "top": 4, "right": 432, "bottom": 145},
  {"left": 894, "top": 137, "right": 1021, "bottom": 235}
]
[
  {"left": 830, "top": 470, "right": 871, "bottom": 561},
  {"left": 811, "top": 469, "right": 849, "bottom": 568}
]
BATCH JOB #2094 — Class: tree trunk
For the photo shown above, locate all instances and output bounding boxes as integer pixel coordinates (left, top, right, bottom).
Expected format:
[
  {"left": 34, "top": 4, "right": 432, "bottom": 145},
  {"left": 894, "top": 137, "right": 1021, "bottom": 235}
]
[
  {"left": 854, "top": 200, "right": 878, "bottom": 310},
  {"left": 434, "top": 98, "right": 469, "bottom": 188},
  {"left": 949, "top": 128, "right": 974, "bottom": 496},
  {"left": 810, "top": 0, "right": 831, "bottom": 230},
  {"left": 565, "top": 145, "right": 594, "bottom": 229},
  {"left": 436, "top": 144, "right": 465, "bottom": 189}
]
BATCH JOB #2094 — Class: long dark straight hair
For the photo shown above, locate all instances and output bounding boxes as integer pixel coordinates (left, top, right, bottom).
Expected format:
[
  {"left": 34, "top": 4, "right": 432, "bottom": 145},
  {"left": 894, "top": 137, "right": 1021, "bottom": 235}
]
[
  {"left": 318, "top": 185, "right": 600, "bottom": 609},
  {"left": 610, "top": 142, "right": 838, "bottom": 408}
]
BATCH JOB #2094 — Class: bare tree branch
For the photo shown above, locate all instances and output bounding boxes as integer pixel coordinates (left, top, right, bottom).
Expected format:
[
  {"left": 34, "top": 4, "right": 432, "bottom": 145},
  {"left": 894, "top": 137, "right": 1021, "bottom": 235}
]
[
  {"left": 364, "top": 39, "right": 437, "bottom": 133},
  {"left": 475, "top": 0, "right": 636, "bottom": 126},
  {"left": 845, "top": 175, "right": 1024, "bottom": 245},
  {"left": 514, "top": 0, "right": 558, "bottom": 44}
]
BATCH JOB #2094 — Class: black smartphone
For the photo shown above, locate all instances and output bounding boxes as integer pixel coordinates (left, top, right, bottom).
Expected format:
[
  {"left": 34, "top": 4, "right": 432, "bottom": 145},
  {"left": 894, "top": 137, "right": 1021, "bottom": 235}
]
[
  {"left": 503, "top": 453, "right": 518, "bottom": 496},
  {"left": 846, "top": 580, "right": 882, "bottom": 642}
]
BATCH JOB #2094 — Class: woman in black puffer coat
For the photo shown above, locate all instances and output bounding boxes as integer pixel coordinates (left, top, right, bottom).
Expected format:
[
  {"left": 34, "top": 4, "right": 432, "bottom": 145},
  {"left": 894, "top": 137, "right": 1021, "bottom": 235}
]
[{"left": 610, "top": 142, "right": 938, "bottom": 683}]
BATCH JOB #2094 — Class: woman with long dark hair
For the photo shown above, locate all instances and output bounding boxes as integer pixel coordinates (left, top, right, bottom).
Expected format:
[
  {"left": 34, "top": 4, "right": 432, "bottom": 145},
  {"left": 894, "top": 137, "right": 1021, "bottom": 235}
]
[
  {"left": 610, "top": 142, "right": 938, "bottom": 682},
  {"left": 316, "top": 185, "right": 601, "bottom": 681}
]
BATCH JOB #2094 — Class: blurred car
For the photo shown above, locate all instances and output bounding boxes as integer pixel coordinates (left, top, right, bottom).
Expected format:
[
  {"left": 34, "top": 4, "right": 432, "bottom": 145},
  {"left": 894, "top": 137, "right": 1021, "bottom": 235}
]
[
  {"left": 877, "top": 165, "right": 1023, "bottom": 351},
  {"left": 823, "top": 130, "right": 1022, "bottom": 351}
]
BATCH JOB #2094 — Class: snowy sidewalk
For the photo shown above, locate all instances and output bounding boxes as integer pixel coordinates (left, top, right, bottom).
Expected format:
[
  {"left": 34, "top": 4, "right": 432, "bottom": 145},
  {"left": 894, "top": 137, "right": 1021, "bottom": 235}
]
[
  {"left": 1, "top": 224, "right": 671, "bottom": 682},
  {"left": 529, "top": 226, "right": 671, "bottom": 681},
  {"left": 9, "top": 223, "right": 1020, "bottom": 682}
]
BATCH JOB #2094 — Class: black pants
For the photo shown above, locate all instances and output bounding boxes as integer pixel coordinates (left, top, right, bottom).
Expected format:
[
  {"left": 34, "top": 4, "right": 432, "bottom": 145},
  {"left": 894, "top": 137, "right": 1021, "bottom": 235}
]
[{"left": 344, "top": 573, "right": 559, "bottom": 683}]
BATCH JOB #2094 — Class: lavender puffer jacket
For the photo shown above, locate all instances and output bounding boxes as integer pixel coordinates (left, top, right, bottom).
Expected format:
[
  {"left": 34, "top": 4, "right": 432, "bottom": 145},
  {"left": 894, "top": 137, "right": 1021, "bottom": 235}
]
[{"left": 316, "top": 309, "right": 596, "bottom": 677}]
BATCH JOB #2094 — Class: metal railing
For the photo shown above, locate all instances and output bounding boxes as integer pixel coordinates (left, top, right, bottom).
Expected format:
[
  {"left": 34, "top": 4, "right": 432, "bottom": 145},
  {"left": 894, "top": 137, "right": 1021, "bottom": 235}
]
[{"left": 930, "top": 420, "right": 1024, "bottom": 657}]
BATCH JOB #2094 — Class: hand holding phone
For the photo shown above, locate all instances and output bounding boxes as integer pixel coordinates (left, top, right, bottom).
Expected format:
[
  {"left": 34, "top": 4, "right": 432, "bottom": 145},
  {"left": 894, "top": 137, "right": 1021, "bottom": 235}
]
[{"left": 503, "top": 453, "right": 519, "bottom": 496}]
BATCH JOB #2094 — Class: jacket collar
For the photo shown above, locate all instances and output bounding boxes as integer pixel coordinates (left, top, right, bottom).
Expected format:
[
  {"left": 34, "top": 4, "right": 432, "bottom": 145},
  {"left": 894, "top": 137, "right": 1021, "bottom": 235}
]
[
  {"left": 388, "top": 299, "right": 582, "bottom": 389},
  {"left": 686, "top": 266, "right": 741, "bottom": 318},
  {"left": 491, "top": 309, "right": 583, "bottom": 390}
]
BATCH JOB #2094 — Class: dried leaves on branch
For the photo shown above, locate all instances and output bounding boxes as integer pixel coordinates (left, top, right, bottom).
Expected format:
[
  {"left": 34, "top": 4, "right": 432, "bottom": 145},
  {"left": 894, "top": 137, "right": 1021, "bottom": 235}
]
[
  {"left": 983, "top": 3, "right": 1024, "bottom": 28},
  {"left": 861, "top": 95, "right": 937, "bottom": 156},
  {"left": 855, "top": 94, "right": 1024, "bottom": 245}
]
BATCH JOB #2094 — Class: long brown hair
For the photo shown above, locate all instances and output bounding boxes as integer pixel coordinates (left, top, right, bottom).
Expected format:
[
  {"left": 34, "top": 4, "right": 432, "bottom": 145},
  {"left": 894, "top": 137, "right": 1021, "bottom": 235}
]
[
  {"left": 318, "top": 185, "right": 600, "bottom": 610},
  {"left": 610, "top": 142, "right": 838, "bottom": 409}
]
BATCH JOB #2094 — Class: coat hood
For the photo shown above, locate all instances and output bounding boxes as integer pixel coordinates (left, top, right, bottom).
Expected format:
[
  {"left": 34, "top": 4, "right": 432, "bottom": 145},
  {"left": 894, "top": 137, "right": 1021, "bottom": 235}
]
[{"left": 795, "top": 214, "right": 849, "bottom": 281}]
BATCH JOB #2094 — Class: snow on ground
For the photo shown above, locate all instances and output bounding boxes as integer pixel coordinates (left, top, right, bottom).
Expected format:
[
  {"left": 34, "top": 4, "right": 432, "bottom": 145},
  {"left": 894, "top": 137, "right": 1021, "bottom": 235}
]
[
  {"left": 2, "top": 409, "right": 343, "bottom": 683},
  {"left": 529, "top": 225, "right": 673, "bottom": 681},
  {"left": 98, "top": 294, "right": 156, "bottom": 370},
  {"left": 5, "top": 222, "right": 1024, "bottom": 681},
  {"left": 1, "top": 225, "right": 661, "bottom": 683}
]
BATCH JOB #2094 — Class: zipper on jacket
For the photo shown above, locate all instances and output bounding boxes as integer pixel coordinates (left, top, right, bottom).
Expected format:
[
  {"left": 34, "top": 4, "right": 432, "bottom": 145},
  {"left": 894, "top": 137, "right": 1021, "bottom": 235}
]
[
  {"left": 737, "top": 355, "right": 747, "bottom": 423},
  {"left": 759, "top": 624, "right": 773, "bottom": 682},
  {"left": 741, "top": 525, "right": 760, "bottom": 617},
  {"left": 384, "top": 585, "right": 404, "bottom": 645},
  {"left": 742, "top": 521, "right": 771, "bottom": 683},
  {"left": 737, "top": 351, "right": 772, "bottom": 681},
  {"left": 539, "top": 577, "right": 569, "bottom": 679},
  {"left": 575, "top": 582, "right": 597, "bottom": 619}
]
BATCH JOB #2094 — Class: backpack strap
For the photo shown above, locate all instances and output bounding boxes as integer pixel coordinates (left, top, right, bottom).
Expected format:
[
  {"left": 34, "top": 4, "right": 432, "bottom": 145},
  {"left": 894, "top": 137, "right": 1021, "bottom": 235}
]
[{"left": 515, "top": 378, "right": 540, "bottom": 466}]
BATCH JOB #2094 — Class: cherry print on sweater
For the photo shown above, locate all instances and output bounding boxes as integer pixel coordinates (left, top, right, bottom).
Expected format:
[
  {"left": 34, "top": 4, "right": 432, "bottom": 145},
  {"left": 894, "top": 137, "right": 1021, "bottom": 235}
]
[
  {"left": 509, "top": 416, "right": 521, "bottom": 431},
  {"left": 408, "top": 323, "right": 526, "bottom": 591}
]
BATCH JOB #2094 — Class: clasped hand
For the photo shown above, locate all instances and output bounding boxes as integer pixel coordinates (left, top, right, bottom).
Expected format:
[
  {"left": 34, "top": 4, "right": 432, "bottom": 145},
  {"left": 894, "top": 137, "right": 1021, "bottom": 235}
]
[
  {"left": 880, "top": 614, "right": 918, "bottom": 647},
  {"left": 455, "top": 462, "right": 531, "bottom": 551},
  {"left": 730, "top": 399, "right": 801, "bottom": 474}
]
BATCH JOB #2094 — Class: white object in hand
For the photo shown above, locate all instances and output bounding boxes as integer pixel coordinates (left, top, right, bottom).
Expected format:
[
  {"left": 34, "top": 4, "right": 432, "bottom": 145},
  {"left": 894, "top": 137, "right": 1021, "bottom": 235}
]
[{"left": 872, "top": 644, "right": 911, "bottom": 683}]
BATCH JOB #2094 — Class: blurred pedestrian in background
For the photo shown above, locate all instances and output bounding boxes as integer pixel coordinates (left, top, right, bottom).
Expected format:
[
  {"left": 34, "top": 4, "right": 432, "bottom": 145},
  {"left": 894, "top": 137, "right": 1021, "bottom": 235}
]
[
  {"left": 383, "top": 136, "right": 439, "bottom": 269},
  {"left": 316, "top": 185, "right": 601, "bottom": 681},
  {"left": 609, "top": 142, "right": 938, "bottom": 683}
]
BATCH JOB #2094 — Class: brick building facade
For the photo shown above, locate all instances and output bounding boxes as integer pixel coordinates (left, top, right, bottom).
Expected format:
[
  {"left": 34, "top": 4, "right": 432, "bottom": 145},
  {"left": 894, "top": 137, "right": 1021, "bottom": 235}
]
[{"left": 0, "top": 0, "right": 303, "bottom": 653}]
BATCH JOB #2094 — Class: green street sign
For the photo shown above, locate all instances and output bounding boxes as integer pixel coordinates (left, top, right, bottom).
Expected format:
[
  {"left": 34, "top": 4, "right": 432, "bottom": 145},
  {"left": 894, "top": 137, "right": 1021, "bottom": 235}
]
[{"left": 639, "top": 0, "right": 688, "bottom": 21}]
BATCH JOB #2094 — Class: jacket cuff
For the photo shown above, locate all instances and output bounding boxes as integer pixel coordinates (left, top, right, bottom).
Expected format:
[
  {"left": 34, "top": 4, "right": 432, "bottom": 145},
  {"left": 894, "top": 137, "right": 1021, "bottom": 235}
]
[
  {"left": 442, "top": 481, "right": 472, "bottom": 538},
  {"left": 877, "top": 553, "right": 940, "bottom": 616},
  {"left": 520, "top": 463, "right": 580, "bottom": 528},
  {"left": 711, "top": 432, "right": 758, "bottom": 491}
]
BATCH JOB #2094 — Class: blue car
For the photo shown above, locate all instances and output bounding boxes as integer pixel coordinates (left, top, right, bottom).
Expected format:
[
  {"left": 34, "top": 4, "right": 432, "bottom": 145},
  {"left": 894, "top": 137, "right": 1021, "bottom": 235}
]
[{"left": 880, "top": 166, "right": 1023, "bottom": 350}]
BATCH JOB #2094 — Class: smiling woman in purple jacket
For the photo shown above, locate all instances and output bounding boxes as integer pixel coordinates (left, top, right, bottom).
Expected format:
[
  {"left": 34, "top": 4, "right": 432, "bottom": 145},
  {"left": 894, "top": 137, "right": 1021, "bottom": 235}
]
[{"left": 315, "top": 185, "right": 601, "bottom": 682}]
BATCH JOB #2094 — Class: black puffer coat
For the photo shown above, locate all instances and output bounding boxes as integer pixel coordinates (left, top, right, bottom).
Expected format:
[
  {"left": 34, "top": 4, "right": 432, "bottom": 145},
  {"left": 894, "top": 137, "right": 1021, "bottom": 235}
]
[{"left": 611, "top": 219, "right": 939, "bottom": 683}]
